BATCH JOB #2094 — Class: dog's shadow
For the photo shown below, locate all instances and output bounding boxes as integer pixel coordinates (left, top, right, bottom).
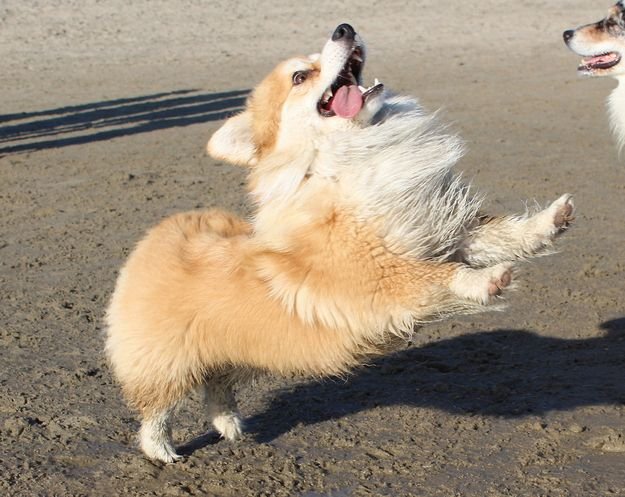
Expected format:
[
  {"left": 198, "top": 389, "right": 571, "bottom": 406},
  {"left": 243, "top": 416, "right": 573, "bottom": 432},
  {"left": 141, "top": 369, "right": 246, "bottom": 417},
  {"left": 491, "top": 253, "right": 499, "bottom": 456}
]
[{"left": 182, "top": 318, "right": 625, "bottom": 453}]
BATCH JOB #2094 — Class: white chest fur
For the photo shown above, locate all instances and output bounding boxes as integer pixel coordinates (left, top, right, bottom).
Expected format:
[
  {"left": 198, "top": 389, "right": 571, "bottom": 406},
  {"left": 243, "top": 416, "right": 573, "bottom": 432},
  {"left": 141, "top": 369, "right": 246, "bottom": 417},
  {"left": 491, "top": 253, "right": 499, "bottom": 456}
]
[
  {"left": 608, "top": 77, "right": 625, "bottom": 154},
  {"left": 329, "top": 96, "right": 482, "bottom": 260}
]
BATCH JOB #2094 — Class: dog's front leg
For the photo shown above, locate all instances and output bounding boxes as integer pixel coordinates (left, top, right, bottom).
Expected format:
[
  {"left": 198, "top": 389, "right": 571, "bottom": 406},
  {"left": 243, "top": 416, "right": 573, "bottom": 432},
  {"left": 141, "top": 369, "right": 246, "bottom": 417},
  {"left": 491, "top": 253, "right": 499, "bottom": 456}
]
[
  {"left": 388, "top": 260, "right": 515, "bottom": 324},
  {"left": 457, "top": 194, "right": 574, "bottom": 267}
]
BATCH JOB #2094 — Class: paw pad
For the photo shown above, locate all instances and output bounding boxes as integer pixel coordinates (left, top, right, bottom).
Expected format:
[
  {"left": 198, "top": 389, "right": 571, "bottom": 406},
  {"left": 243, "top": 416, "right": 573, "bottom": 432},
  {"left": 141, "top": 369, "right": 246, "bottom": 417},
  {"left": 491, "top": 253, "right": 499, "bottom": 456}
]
[
  {"left": 488, "top": 267, "right": 513, "bottom": 297},
  {"left": 553, "top": 194, "right": 575, "bottom": 231}
]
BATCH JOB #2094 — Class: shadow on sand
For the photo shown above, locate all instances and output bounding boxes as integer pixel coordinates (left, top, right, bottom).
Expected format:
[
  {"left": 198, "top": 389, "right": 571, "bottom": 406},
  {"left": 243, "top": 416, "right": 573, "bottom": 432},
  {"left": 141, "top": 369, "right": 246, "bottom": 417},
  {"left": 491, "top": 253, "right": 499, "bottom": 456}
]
[
  {"left": 247, "top": 317, "right": 623, "bottom": 444},
  {"left": 0, "top": 88, "right": 249, "bottom": 155},
  {"left": 181, "top": 318, "right": 625, "bottom": 454}
]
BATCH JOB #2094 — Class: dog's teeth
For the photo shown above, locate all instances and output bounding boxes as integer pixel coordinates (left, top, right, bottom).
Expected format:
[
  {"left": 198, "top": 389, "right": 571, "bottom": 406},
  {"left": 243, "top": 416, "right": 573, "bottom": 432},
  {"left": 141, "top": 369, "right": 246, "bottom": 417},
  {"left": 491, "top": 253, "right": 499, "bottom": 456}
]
[{"left": 374, "top": 78, "right": 380, "bottom": 86}]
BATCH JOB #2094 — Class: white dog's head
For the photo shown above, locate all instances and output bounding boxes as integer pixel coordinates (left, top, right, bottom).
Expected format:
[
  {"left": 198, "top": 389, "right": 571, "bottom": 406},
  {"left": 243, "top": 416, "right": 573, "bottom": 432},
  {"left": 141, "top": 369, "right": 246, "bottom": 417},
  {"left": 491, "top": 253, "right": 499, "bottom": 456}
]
[
  {"left": 207, "top": 24, "right": 385, "bottom": 167},
  {"left": 564, "top": 1, "right": 625, "bottom": 77}
]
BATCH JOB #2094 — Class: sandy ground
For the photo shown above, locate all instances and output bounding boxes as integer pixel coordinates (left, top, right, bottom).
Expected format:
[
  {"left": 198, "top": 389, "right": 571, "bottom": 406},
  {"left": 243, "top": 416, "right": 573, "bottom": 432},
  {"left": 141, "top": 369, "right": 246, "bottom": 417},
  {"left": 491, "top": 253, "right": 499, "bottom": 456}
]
[{"left": 1, "top": 0, "right": 625, "bottom": 495}]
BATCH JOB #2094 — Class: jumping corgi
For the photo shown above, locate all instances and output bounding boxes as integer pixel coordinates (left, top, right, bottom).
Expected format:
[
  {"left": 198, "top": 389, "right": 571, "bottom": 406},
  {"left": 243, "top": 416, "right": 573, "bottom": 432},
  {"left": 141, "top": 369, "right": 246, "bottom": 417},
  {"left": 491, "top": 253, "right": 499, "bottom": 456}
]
[
  {"left": 106, "top": 23, "right": 575, "bottom": 462},
  {"left": 564, "top": 1, "right": 625, "bottom": 151}
]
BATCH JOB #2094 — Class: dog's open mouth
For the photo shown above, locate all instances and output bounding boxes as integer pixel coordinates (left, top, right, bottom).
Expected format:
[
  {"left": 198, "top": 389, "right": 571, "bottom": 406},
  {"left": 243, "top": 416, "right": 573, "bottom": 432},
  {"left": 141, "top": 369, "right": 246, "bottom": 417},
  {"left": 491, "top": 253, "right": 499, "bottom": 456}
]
[
  {"left": 317, "top": 46, "right": 384, "bottom": 118},
  {"left": 579, "top": 51, "right": 622, "bottom": 72}
]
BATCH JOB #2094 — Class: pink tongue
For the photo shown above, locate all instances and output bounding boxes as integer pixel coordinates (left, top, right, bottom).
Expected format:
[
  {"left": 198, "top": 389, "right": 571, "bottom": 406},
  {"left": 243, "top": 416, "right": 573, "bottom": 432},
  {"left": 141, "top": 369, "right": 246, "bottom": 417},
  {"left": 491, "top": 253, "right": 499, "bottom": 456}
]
[
  {"left": 330, "top": 85, "right": 363, "bottom": 118},
  {"left": 584, "top": 53, "right": 618, "bottom": 65}
]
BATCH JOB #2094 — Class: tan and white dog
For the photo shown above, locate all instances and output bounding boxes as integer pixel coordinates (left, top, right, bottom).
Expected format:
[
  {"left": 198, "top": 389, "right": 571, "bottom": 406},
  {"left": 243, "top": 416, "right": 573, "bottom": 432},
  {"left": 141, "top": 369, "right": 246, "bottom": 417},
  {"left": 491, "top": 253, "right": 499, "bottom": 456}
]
[
  {"left": 564, "top": 1, "right": 625, "bottom": 150},
  {"left": 106, "top": 24, "right": 574, "bottom": 463}
]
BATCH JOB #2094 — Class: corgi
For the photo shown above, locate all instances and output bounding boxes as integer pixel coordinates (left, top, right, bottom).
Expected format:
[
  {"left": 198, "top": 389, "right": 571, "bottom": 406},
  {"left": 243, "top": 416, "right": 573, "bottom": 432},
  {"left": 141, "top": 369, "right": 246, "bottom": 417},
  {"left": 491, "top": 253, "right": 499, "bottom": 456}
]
[
  {"left": 564, "top": 1, "right": 625, "bottom": 151},
  {"left": 106, "top": 23, "right": 575, "bottom": 463}
]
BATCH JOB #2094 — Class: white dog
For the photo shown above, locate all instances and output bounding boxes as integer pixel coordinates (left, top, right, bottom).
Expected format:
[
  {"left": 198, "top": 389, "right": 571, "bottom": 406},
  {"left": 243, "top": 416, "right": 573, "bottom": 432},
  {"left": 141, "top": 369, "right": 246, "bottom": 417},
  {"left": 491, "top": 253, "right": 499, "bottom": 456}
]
[{"left": 564, "top": 1, "right": 625, "bottom": 151}]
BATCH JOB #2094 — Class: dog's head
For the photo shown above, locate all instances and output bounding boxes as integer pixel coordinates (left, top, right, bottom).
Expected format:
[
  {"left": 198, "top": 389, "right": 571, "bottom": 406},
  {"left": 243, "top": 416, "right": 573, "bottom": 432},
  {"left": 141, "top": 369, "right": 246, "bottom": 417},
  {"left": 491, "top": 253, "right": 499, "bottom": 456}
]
[
  {"left": 564, "top": 2, "right": 625, "bottom": 77},
  {"left": 207, "top": 24, "right": 385, "bottom": 167}
]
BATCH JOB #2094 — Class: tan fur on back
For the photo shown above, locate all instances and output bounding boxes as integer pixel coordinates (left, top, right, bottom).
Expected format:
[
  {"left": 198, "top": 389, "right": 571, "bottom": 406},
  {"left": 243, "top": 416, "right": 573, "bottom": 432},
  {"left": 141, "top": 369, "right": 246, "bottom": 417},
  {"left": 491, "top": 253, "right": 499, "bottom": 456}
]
[{"left": 106, "top": 206, "right": 459, "bottom": 415}]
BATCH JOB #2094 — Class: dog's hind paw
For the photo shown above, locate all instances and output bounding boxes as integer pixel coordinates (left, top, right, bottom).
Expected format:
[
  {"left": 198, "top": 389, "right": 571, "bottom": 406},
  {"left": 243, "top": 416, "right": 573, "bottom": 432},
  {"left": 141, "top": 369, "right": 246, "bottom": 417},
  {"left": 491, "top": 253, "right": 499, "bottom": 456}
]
[
  {"left": 213, "top": 413, "right": 243, "bottom": 441},
  {"left": 140, "top": 435, "right": 183, "bottom": 463},
  {"left": 139, "top": 417, "right": 182, "bottom": 463}
]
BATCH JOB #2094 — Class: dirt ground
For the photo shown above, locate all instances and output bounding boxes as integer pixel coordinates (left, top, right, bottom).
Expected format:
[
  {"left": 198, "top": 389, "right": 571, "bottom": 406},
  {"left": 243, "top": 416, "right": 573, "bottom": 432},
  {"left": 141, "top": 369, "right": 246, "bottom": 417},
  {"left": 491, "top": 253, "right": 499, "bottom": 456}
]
[{"left": 1, "top": 1, "right": 625, "bottom": 495}]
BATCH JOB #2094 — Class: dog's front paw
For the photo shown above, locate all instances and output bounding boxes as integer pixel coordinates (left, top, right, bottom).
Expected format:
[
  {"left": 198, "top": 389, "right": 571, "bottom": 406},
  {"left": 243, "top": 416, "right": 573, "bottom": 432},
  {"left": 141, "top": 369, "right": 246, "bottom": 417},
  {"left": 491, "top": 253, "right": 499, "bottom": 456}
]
[
  {"left": 550, "top": 193, "right": 575, "bottom": 233},
  {"left": 519, "top": 194, "right": 574, "bottom": 254},
  {"left": 536, "top": 193, "right": 575, "bottom": 239},
  {"left": 451, "top": 263, "right": 514, "bottom": 305},
  {"left": 487, "top": 264, "right": 513, "bottom": 298}
]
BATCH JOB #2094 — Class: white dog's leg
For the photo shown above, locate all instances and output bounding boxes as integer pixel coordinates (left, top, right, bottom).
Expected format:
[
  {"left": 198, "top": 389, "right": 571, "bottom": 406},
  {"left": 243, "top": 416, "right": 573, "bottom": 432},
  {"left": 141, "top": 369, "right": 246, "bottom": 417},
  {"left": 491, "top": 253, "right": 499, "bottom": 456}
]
[
  {"left": 202, "top": 379, "right": 243, "bottom": 441},
  {"left": 459, "top": 194, "right": 574, "bottom": 267},
  {"left": 139, "top": 408, "right": 182, "bottom": 463}
]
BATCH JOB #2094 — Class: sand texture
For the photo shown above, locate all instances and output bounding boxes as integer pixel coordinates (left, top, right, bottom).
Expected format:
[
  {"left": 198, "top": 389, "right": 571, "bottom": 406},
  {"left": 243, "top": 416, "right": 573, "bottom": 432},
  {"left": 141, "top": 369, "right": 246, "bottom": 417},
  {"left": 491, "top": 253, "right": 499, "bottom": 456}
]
[{"left": 1, "top": 1, "right": 625, "bottom": 495}]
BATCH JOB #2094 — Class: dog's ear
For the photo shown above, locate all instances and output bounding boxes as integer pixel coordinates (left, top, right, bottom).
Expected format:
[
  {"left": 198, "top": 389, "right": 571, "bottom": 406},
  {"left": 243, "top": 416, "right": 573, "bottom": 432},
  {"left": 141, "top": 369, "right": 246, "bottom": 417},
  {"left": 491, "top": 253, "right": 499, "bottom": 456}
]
[{"left": 206, "top": 111, "right": 258, "bottom": 167}]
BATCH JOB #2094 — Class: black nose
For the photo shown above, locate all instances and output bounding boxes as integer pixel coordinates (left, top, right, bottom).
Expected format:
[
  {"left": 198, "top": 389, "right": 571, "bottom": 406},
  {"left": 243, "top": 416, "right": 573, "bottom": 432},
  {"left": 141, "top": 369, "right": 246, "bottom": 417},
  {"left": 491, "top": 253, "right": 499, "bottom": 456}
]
[
  {"left": 332, "top": 23, "right": 356, "bottom": 42},
  {"left": 563, "top": 29, "right": 575, "bottom": 43}
]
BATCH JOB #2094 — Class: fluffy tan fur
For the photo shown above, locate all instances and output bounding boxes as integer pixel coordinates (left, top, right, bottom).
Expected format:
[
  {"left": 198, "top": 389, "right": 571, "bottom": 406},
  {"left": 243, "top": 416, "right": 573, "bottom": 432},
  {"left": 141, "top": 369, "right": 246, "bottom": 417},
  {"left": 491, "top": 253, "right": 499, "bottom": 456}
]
[{"left": 107, "top": 207, "right": 464, "bottom": 413}]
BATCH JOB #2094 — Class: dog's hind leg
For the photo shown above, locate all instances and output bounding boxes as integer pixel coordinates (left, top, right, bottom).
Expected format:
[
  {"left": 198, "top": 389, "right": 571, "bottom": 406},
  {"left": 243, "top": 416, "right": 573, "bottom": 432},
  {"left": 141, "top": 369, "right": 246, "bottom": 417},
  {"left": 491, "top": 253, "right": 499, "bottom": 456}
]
[
  {"left": 139, "top": 407, "right": 182, "bottom": 463},
  {"left": 458, "top": 194, "right": 574, "bottom": 267},
  {"left": 202, "top": 376, "right": 243, "bottom": 441}
]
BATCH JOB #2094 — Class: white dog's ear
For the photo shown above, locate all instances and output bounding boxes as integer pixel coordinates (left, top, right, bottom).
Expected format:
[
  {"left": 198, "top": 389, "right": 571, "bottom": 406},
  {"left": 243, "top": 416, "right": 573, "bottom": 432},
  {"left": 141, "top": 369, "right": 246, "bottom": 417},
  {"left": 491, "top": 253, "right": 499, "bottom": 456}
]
[{"left": 206, "top": 111, "right": 258, "bottom": 167}]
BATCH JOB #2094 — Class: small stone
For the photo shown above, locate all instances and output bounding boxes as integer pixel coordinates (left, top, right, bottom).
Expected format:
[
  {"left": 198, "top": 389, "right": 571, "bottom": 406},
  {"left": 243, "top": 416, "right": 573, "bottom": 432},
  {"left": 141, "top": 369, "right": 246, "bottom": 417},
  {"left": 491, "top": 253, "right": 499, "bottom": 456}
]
[
  {"left": 3, "top": 417, "right": 27, "bottom": 437},
  {"left": 568, "top": 423, "right": 585, "bottom": 434}
]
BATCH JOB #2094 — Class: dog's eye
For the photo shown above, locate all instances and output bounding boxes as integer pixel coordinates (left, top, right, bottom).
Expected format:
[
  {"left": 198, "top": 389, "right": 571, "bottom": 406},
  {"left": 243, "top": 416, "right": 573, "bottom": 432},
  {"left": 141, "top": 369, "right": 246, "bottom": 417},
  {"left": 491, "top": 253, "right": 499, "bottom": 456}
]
[{"left": 292, "top": 71, "right": 309, "bottom": 85}]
